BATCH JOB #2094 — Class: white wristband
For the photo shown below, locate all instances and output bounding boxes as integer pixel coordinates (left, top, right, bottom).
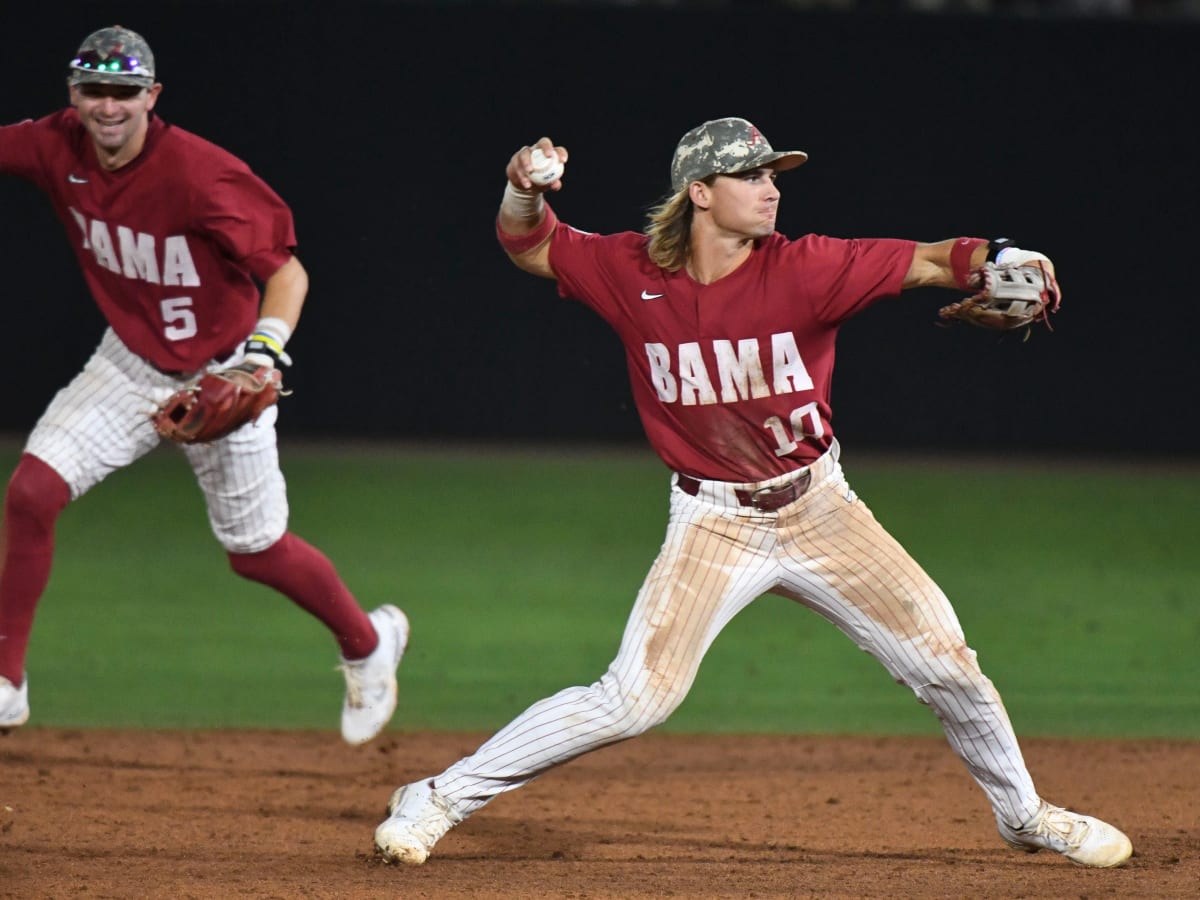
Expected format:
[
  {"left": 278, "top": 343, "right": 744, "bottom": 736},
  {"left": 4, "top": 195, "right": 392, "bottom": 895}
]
[
  {"left": 501, "top": 182, "right": 545, "bottom": 221},
  {"left": 244, "top": 316, "right": 293, "bottom": 368},
  {"left": 254, "top": 316, "right": 292, "bottom": 346}
]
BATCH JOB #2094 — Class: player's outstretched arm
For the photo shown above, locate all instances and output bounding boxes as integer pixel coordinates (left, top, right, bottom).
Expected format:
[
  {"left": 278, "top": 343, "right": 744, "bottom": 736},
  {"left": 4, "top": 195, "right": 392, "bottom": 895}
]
[
  {"left": 905, "top": 238, "right": 1063, "bottom": 333},
  {"left": 903, "top": 238, "right": 1059, "bottom": 291},
  {"left": 904, "top": 239, "right": 986, "bottom": 290},
  {"left": 496, "top": 137, "right": 568, "bottom": 280}
]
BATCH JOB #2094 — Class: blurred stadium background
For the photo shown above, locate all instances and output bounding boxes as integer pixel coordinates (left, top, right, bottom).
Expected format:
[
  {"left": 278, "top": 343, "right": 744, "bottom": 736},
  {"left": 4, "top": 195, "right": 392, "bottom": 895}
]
[{"left": 2, "top": 0, "right": 1195, "bottom": 460}]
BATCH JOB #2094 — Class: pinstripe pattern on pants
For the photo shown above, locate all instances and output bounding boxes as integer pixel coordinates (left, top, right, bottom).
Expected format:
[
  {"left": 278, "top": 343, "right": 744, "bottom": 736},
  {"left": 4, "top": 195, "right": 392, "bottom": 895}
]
[
  {"left": 434, "top": 443, "right": 1041, "bottom": 827},
  {"left": 25, "top": 328, "right": 287, "bottom": 552}
]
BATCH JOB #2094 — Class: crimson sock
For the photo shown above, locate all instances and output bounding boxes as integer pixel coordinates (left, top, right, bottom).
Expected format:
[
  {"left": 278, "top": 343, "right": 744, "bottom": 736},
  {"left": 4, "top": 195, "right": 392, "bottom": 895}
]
[
  {"left": 228, "top": 532, "right": 378, "bottom": 659},
  {"left": 0, "top": 455, "right": 71, "bottom": 684}
]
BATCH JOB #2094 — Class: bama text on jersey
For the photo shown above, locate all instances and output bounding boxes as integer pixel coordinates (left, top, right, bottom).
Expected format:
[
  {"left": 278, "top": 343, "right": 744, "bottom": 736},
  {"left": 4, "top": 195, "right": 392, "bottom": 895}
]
[
  {"left": 69, "top": 207, "right": 200, "bottom": 286},
  {"left": 645, "top": 332, "right": 813, "bottom": 406}
]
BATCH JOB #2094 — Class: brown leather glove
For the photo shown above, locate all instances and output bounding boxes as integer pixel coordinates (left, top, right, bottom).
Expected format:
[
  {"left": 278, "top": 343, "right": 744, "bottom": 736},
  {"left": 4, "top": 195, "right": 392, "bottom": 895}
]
[{"left": 153, "top": 363, "right": 284, "bottom": 444}]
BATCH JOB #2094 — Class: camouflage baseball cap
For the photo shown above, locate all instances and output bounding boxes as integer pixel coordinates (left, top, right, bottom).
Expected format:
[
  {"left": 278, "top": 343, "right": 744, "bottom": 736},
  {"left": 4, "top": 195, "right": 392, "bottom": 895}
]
[
  {"left": 670, "top": 117, "right": 807, "bottom": 193},
  {"left": 68, "top": 26, "right": 156, "bottom": 88}
]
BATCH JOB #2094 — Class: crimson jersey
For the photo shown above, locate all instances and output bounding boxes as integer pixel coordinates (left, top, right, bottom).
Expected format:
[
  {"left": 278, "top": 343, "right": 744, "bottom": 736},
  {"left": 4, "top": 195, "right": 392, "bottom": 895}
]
[
  {"left": 549, "top": 224, "right": 915, "bottom": 481},
  {"left": 0, "top": 110, "right": 295, "bottom": 371}
]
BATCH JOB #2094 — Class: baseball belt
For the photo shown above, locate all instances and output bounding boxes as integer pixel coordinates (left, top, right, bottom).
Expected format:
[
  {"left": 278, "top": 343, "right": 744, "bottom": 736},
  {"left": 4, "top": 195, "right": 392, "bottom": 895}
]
[{"left": 675, "top": 469, "right": 812, "bottom": 512}]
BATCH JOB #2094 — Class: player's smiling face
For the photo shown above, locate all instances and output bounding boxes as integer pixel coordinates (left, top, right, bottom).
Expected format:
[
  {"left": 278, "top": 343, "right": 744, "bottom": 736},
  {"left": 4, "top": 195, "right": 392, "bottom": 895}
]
[
  {"left": 706, "top": 168, "right": 780, "bottom": 239},
  {"left": 69, "top": 82, "right": 162, "bottom": 168}
]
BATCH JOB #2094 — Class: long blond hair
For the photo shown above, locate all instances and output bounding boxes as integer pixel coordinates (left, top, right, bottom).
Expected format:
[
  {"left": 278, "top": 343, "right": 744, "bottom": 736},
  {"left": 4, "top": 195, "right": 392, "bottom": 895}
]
[{"left": 644, "top": 177, "right": 713, "bottom": 272}]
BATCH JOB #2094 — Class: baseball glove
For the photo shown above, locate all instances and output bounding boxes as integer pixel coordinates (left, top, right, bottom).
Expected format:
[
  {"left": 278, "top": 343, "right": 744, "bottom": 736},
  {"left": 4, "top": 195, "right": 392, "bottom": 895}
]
[
  {"left": 938, "top": 262, "right": 1061, "bottom": 333},
  {"left": 153, "top": 363, "right": 284, "bottom": 444}
]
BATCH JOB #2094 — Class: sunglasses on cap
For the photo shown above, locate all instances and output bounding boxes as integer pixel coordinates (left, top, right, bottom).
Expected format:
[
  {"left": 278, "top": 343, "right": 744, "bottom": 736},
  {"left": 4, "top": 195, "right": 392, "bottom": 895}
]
[{"left": 70, "top": 50, "right": 153, "bottom": 78}]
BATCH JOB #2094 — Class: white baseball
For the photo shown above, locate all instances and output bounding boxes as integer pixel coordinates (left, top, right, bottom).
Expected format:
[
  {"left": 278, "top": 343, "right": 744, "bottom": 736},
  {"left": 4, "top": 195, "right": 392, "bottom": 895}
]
[{"left": 528, "top": 148, "right": 563, "bottom": 186}]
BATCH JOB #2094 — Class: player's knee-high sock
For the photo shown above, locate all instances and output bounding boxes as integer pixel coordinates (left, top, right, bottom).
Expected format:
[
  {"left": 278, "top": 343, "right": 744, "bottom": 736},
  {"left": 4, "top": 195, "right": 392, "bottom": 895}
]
[
  {"left": 227, "top": 532, "right": 378, "bottom": 659},
  {"left": 0, "top": 454, "right": 72, "bottom": 684}
]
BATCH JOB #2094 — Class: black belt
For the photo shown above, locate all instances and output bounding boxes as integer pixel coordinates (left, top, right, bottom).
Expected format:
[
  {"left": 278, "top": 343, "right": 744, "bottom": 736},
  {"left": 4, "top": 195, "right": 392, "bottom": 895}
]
[{"left": 676, "top": 469, "right": 812, "bottom": 512}]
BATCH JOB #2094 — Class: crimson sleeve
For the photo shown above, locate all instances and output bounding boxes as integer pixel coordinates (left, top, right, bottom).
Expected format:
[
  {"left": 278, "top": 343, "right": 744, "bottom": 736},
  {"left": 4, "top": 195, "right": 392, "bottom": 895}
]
[
  {"left": 0, "top": 120, "right": 50, "bottom": 190},
  {"left": 195, "top": 165, "right": 297, "bottom": 282}
]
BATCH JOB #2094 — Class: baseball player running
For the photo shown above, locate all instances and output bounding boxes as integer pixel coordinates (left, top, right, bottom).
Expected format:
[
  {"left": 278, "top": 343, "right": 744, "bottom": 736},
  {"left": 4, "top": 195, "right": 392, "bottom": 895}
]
[
  {"left": 375, "top": 118, "right": 1133, "bottom": 866},
  {"left": 0, "top": 26, "right": 408, "bottom": 744}
]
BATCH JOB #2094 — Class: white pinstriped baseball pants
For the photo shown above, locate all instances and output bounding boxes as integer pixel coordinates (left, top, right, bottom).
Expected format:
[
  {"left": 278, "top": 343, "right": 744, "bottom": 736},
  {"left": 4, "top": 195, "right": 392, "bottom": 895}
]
[
  {"left": 25, "top": 328, "right": 288, "bottom": 553},
  {"left": 434, "top": 442, "right": 1043, "bottom": 828}
]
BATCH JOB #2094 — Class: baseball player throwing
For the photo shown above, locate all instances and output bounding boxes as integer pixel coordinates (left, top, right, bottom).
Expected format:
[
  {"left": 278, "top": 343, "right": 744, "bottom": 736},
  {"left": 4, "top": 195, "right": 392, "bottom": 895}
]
[
  {"left": 374, "top": 118, "right": 1133, "bottom": 866},
  {"left": 0, "top": 26, "right": 408, "bottom": 744}
]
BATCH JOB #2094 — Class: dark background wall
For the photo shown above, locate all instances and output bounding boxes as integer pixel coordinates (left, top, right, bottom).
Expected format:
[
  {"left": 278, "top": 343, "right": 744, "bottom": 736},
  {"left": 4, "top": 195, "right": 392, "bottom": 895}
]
[{"left": 2, "top": 2, "right": 1195, "bottom": 458}]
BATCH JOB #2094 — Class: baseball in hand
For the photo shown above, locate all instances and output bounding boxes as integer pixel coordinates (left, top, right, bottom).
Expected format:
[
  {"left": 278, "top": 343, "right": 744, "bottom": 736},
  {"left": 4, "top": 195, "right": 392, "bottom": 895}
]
[{"left": 528, "top": 148, "right": 564, "bottom": 186}]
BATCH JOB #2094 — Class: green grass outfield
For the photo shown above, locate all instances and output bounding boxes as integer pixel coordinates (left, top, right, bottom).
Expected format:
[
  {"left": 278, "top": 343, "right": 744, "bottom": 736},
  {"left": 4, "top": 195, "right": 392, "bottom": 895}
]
[{"left": 4, "top": 440, "right": 1197, "bottom": 739}]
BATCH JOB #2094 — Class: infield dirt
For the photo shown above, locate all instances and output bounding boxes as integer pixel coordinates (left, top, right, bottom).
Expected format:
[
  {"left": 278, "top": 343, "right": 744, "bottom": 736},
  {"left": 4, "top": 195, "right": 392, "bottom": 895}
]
[{"left": 2, "top": 730, "right": 1195, "bottom": 898}]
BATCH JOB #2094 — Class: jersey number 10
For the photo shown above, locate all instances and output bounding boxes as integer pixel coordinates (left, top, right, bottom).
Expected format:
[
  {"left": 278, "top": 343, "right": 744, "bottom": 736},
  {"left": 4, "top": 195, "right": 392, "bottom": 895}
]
[{"left": 764, "top": 402, "right": 823, "bottom": 457}]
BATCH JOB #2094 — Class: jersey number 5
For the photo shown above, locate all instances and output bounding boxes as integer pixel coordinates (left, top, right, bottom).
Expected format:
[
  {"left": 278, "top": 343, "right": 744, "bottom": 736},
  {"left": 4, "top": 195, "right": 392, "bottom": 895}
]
[{"left": 160, "top": 297, "right": 198, "bottom": 341}]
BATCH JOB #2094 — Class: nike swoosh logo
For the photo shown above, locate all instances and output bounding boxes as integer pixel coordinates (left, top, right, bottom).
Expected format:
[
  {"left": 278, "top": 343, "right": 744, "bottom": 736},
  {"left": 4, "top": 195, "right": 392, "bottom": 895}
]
[
  {"left": 640, "top": 290, "right": 665, "bottom": 301},
  {"left": 67, "top": 174, "right": 89, "bottom": 184}
]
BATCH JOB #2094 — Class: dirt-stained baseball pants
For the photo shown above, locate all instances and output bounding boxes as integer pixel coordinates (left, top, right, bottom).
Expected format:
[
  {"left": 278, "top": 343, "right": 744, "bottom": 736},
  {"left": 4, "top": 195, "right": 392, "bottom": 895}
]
[{"left": 432, "top": 441, "right": 1043, "bottom": 829}]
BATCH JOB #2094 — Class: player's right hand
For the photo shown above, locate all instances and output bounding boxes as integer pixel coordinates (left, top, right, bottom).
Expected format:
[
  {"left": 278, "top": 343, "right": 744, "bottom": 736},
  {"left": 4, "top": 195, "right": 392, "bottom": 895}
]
[{"left": 507, "top": 137, "right": 567, "bottom": 192}]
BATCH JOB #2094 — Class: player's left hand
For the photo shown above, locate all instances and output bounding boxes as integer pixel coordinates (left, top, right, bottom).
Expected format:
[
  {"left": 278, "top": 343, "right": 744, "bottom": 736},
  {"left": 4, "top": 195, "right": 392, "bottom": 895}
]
[
  {"left": 938, "top": 256, "right": 1061, "bottom": 334},
  {"left": 152, "top": 363, "right": 285, "bottom": 444}
]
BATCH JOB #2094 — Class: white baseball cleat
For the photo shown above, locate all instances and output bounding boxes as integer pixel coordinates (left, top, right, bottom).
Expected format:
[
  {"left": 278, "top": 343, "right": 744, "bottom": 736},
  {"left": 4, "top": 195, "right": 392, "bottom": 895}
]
[
  {"left": 338, "top": 605, "right": 409, "bottom": 745},
  {"left": 375, "top": 779, "right": 463, "bottom": 865},
  {"left": 998, "top": 800, "right": 1133, "bottom": 867},
  {"left": 0, "top": 674, "right": 30, "bottom": 733}
]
